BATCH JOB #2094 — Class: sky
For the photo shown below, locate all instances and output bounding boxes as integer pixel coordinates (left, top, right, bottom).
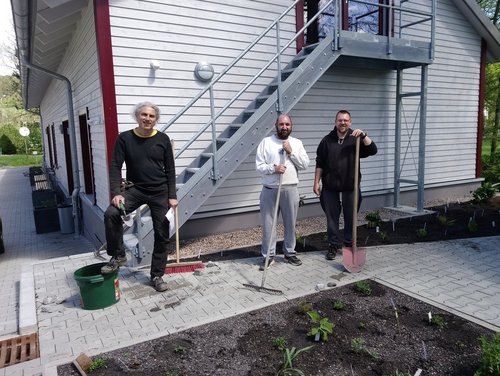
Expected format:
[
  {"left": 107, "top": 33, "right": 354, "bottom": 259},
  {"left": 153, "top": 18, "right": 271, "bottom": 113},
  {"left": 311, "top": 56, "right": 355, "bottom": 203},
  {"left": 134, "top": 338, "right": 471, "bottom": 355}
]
[{"left": 0, "top": 1, "right": 15, "bottom": 76}]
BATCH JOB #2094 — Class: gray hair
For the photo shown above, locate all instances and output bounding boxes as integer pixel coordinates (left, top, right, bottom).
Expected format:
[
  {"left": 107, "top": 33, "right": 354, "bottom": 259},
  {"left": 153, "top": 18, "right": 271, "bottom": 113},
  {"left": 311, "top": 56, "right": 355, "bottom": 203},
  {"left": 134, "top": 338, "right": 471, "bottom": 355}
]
[{"left": 133, "top": 102, "right": 160, "bottom": 121}]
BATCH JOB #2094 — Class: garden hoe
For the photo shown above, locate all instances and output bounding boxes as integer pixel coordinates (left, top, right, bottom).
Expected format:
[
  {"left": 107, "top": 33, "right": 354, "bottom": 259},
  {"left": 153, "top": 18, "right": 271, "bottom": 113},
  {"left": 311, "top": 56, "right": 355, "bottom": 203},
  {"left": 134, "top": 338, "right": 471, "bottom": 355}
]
[
  {"left": 243, "top": 149, "right": 285, "bottom": 295},
  {"left": 342, "top": 136, "right": 366, "bottom": 273}
]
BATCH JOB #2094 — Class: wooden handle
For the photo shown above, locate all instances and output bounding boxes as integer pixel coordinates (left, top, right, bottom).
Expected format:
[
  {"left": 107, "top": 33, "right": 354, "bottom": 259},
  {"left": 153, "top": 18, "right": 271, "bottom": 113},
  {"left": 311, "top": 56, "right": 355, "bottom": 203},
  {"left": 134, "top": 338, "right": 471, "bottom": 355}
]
[{"left": 352, "top": 136, "right": 360, "bottom": 248}]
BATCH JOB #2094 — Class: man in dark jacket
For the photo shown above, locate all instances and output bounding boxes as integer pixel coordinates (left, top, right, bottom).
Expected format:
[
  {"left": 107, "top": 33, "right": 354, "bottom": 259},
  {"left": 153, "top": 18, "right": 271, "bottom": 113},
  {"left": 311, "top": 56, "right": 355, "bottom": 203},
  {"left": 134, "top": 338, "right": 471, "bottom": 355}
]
[
  {"left": 101, "top": 102, "right": 178, "bottom": 292},
  {"left": 313, "top": 110, "right": 377, "bottom": 260}
]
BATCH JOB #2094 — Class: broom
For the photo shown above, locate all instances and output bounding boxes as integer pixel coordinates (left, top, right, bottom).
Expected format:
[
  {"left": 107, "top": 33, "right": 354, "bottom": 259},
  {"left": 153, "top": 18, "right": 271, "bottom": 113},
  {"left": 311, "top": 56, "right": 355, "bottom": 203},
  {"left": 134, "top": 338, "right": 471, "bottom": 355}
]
[{"left": 165, "top": 139, "right": 205, "bottom": 274}]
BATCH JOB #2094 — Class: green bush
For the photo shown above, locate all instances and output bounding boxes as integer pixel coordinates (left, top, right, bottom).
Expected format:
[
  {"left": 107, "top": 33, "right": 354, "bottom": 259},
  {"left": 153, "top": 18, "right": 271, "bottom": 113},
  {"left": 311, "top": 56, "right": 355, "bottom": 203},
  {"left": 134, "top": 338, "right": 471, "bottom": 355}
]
[{"left": 474, "top": 332, "right": 500, "bottom": 376}]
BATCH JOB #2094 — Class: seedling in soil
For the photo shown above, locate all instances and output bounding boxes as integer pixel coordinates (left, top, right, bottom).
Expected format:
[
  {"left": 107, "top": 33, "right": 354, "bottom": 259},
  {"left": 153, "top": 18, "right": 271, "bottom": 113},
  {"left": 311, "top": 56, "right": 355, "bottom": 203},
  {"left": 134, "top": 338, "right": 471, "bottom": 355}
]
[
  {"left": 332, "top": 300, "right": 346, "bottom": 310},
  {"left": 416, "top": 227, "right": 428, "bottom": 238},
  {"left": 430, "top": 314, "right": 447, "bottom": 330},
  {"left": 365, "top": 210, "right": 382, "bottom": 228},
  {"left": 295, "top": 232, "right": 306, "bottom": 249},
  {"left": 166, "top": 371, "right": 179, "bottom": 376},
  {"left": 173, "top": 345, "right": 187, "bottom": 354},
  {"left": 475, "top": 332, "right": 500, "bottom": 376},
  {"left": 350, "top": 337, "right": 380, "bottom": 360},
  {"left": 386, "top": 371, "right": 411, "bottom": 376},
  {"left": 89, "top": 358, "right": 107, "bottom": 372},
  {"left": 377, "top": 230, "right": 389, "bottom": 241},
  {"left": 274, "top": 336, "right": 288, "bottom": 351},
  {"left": 276, "top": 345, "right": 314, "bottom": 376},
  {"left": 468, "top": 218, "right": 479, "bottom": 233},
  {"left": 297, "top": 301, "right": 313, "bottom": 315},
  {"left": 354, "top": 280, "right": 372, "bottom": 296},
  {"left": 351, "top": 337, "right": 365, "bottom": 353},
  {"left": 436, "top": 214, "right": 456, "bottom": 236},
  {"left": 306, "top": 310, "right": 334, "bottom": 342},
  {"left": 357, "top": 321, "right": 366, "bottom": 330}
]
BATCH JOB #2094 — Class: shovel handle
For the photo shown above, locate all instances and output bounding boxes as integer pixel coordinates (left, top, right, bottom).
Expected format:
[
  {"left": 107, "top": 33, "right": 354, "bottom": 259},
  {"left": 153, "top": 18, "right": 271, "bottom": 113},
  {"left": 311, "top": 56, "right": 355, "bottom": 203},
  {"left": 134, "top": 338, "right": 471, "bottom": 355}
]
[{"left": 352, "top": 137, "right": 360, "bottom": 248}]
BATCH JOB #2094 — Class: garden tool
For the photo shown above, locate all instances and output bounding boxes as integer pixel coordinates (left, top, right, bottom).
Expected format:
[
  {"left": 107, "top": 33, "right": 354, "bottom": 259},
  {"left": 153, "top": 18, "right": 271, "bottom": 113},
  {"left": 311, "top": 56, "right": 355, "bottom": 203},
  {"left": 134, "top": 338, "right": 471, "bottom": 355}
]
[
  {"left": 342, "top": 136, "right": 366, "bottom": 273},
  {"left": 243, "top": 148, "right": 285, "bottom": 295},
  {"left": 119, "top": 203, "right": 134, "bottom": 227}
]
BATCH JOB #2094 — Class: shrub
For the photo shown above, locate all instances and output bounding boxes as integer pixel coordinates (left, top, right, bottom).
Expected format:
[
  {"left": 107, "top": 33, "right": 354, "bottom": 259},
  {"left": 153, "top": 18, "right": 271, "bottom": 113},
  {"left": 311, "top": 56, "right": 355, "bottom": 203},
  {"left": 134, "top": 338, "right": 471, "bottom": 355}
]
[
  {"left": 474, "top": 332, "right": 500, "bottom": 376},
  {"left": 472, "top": 183, "right": 498, "bottom": 204},
  {"left": 365, "top": 211, "right": 382, "bottom": 228}
]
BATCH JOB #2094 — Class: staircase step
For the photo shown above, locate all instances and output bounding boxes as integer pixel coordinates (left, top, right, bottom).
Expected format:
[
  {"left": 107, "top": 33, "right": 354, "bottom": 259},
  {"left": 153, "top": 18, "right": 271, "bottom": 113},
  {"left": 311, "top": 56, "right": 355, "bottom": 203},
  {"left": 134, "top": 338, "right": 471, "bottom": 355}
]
[{"left": 186, "top": 167, "right": 200, "bottom": 174}]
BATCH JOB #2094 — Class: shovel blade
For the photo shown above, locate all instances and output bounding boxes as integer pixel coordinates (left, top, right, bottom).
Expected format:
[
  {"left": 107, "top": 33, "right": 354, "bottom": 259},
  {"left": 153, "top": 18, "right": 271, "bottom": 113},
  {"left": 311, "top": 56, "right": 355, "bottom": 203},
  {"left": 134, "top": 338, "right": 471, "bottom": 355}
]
[{"left": 342, "top": 245, "right": 366, "bottom": 273}]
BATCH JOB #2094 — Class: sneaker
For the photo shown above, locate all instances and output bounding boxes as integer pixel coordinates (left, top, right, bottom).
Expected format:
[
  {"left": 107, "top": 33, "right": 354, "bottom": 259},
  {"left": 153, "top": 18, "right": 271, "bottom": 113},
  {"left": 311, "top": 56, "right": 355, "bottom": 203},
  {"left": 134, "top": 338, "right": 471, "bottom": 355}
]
[
  {"left": 151, "top": 276, "right": 168, "bottom": 292},
  {"left": 101, "top": 255, "right": 127, "bottom": 274},
  {"left": 325, "top": 245, "right": 340, "bottom": 260},
  {"left": 259, "top": 256, "right": 275, "bottom": 271},
  {"left": 284, "top": 255, "right": 302, "bottom": 266}
]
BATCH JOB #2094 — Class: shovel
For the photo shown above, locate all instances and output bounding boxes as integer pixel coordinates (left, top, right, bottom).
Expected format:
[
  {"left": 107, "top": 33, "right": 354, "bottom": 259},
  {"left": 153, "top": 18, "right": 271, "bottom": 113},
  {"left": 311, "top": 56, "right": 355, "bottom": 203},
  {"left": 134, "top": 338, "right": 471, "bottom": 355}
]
[
  {"left": 119, "top": 203, "right": 133, "bottom": 227},
  {"left": 342, "top": 136, "right": 366, "bottom": 273}
]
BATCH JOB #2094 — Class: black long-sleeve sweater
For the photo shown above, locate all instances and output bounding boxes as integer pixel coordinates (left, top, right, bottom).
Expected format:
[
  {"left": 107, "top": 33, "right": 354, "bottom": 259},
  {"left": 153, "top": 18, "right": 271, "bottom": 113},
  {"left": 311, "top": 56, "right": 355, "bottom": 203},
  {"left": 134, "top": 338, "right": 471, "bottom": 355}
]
[
  {"left": 109, "top": 129, "right": 177, "bottom": 199},
  {"left": 315, "top": 127, "right": 377, "bottom": 192}
]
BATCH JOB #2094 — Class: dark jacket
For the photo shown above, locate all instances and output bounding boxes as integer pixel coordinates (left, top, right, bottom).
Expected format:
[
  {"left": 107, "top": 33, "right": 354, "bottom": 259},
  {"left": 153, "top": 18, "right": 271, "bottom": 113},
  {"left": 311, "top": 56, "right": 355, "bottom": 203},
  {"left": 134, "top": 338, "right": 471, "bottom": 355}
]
[{"left": 315, "top": 127, "right": 377, "bottom": 192}]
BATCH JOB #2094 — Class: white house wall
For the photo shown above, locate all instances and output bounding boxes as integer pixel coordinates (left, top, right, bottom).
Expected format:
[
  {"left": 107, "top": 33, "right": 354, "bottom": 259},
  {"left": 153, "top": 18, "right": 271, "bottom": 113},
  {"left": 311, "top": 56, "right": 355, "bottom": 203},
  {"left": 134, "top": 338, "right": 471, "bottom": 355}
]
[
  {"left": 108, "top": 0, "right": 297, "bottom": 172},
  {"left": 197, "top": 0, "right": 483, "bottom": 215},
  {"left": 38, "top": 2, "right": 108, "bottom": 208}
]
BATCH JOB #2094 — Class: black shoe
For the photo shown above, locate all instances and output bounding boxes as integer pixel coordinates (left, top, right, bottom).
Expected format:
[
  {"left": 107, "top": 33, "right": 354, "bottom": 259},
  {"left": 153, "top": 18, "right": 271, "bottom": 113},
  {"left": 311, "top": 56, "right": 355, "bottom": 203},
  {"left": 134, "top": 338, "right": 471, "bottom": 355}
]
[
  {"left": 151, "top": 276, "right": 168, "bottom": 292},
  {"left": 259, "top": 256, "right": 275, "bottom": 271},
  {"left": 284, "top": 255, "right": 302, "bottom": 266},
  {"left": 101, "top": 255, "right": 127, "bottom": 274},
  {"left": 325, "top": 245, "right": 340, "bottom": 260}
]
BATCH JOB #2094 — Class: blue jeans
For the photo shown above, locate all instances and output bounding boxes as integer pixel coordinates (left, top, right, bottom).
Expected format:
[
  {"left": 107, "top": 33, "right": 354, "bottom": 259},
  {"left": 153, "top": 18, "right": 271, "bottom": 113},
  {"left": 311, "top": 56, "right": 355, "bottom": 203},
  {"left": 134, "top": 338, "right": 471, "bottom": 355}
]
[{"left": 104, "top": 186, "right": 170, "bottom": 278}]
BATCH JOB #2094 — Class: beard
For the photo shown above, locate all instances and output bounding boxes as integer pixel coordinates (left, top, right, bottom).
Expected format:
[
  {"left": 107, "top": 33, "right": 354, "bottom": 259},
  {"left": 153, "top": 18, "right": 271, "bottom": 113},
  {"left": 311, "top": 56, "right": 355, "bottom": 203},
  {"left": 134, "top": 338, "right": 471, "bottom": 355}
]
[{"left": 277, "top": 128, "right": 291, "bottom": 140}]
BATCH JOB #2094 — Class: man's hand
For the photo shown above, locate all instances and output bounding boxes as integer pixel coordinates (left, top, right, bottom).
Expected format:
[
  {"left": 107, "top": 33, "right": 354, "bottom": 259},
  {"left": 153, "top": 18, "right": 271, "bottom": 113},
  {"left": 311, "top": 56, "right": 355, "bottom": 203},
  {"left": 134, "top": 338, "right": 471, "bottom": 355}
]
[
  {"left": 169, "top": 199, "right": 178, "bottom": 209},
  {"left": 112, "top": 195, "right": 125, "bottom": 208},
  {"left": 313, "top": 182, "right": 321, "bottom": 196},
  {"left": 274, "top": 164, "right": 286, "bottom": 174},
  {"left": 282, "top": 140, "right": 292, "bottom": 155}
]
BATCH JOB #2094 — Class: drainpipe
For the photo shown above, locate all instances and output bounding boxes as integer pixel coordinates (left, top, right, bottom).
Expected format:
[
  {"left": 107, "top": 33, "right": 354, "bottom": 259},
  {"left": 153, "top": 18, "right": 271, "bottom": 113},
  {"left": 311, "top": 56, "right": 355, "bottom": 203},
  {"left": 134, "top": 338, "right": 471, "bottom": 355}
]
[{"left": 21, "top": 57, "right": 82, "bottom": 236}]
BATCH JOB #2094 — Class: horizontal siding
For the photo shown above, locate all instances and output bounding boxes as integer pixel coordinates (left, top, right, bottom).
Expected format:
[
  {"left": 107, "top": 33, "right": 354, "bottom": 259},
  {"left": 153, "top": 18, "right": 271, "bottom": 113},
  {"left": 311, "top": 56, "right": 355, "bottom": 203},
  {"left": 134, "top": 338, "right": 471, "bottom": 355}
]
[
  {"left": 39, "top": 3, "right": 108, "bottom": 210},
  {"left": 199, "top": 0, "right": 483, "bottom": 214}
]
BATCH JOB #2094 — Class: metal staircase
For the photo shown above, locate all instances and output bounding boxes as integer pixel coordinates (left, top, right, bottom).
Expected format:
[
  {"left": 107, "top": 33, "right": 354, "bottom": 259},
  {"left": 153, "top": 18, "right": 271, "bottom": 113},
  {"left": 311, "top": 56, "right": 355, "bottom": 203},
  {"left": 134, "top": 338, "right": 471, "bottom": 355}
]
[{"left": 121, "top": 0, "right": 435, "bottom": 268}]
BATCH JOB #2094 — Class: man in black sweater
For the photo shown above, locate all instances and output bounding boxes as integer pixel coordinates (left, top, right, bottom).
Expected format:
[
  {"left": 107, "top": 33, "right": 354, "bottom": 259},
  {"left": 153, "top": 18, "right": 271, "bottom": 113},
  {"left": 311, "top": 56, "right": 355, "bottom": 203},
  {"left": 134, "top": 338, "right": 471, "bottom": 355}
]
[
  {"left": 313, "top": 110, "right": 377, "bottom": 260},
  {"left": 101, "top": 102, "right": 178, "bottom": 292}
]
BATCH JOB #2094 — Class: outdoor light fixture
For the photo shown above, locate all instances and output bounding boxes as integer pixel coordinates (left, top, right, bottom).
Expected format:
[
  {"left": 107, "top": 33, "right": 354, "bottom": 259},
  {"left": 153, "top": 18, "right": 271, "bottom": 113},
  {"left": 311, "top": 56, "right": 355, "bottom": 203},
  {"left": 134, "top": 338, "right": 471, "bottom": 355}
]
[
  {"left": 150, "top": 60, "right": 160, "bottom": 70},
  {"left": 194, "top": 62, "right": 214, "bottom": 82}
]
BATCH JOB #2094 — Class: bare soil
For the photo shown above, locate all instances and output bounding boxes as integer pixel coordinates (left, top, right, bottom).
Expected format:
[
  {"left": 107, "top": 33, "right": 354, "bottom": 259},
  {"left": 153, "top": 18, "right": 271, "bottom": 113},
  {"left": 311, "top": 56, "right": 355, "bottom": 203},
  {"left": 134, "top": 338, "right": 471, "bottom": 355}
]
[{"left": 57, "top": 199, "right": 500, "bottom": 376}]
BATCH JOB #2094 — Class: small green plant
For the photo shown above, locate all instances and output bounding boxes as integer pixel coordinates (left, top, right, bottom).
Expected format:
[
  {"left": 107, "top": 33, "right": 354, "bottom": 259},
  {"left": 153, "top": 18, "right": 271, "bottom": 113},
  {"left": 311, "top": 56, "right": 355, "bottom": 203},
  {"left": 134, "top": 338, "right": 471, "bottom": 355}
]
[
  {"left": 295, "top": 232, "right": 305, "bottom": 248},
  {"left": 436, "top": 214, "right": 456, "bottom": 228},
  {"left": 306, "top": 310, "right": 334, "bottom": 342},
  {"left": 332, "top": 300, "right": 345, "bottom": 310},
  {"left": 471, "top": 182, "right": 498, "bottom": 204},
  {"left": 430, "top": 314, "right": 447, "bottom": 330},
  {"left": 416, "top": 227, "right": 428, "bottom": 238},
  {"left": 276, "top": 345, "right": 313, "bottom": 376},
  {"left": 173, "top": 345, "right": 187, "bottom": 354},
  {"left": 365, "top": 210, "right": 382, "bottom": 228},
  {"left": 474, "top": 332, "right": 500, "bottom": 376},
  {"left": 88, "top": 358, "right": 107, "bottom": 372},
  {"left": 377, "top": 230, "right": 389, "bottom": 241},
  {"left": 166, "top": 371, "right": 179, "bottom": 376},
  {"left": 468, "top": 219, "right": 479, "bottom": 233},
  {"left": 357, "top": 321, "right": 366, "bottom": 330},
  {"left": 274, "top": 336, "right": 288, "bottom": 351},
  {"left": 297, "top": 301, "right": 313, "bottom": 314},
  {"left": 350, "top": 337, "right": 380, "bottom": 360},
  {"left": 354, "top": 280, "right": 372, "bottom": 296},
  {"left": 351, "top": 337, "right": 365, "bottom": 353}
]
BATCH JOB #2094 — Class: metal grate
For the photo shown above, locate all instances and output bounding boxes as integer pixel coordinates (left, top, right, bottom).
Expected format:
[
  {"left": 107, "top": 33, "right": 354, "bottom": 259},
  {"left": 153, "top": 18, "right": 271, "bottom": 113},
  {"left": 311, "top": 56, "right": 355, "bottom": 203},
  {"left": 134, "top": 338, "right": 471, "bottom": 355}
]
[{"left": 0, "top": 333, "right": 39, "bottom": 368}]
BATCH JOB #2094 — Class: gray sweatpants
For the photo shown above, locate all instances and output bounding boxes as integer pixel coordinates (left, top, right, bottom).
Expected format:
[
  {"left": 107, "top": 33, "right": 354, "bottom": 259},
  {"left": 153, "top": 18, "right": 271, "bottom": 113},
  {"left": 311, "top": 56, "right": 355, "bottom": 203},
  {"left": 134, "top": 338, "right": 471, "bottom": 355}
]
[{"left": 259, "top": 185, "right": 299, "bottom": 257}]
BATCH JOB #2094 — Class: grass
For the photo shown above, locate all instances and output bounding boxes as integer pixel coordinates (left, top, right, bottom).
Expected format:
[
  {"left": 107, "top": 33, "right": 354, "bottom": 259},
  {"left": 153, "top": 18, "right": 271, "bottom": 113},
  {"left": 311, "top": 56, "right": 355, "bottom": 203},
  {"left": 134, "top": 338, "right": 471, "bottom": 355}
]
[{"left": 0, "top": 154, "right": 43, "bottom": 167}]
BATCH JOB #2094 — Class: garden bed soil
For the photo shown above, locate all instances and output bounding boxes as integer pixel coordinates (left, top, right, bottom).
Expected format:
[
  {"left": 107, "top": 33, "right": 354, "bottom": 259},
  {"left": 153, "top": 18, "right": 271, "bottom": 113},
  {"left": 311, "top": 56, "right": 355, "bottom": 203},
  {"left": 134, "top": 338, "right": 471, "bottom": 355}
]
[
  {"left": 57, "top": 280, "right": 495, "bottom": 376},
  {"left": 57, "top": 199, "right": 500, "bottom": 376}
]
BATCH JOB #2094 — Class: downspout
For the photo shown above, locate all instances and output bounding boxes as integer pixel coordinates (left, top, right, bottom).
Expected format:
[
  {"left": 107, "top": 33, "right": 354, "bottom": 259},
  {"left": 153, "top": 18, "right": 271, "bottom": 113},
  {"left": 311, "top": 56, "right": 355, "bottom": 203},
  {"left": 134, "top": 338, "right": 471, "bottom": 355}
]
[{"left": 21, "top": 56, "right": 82, "bottom": 236}]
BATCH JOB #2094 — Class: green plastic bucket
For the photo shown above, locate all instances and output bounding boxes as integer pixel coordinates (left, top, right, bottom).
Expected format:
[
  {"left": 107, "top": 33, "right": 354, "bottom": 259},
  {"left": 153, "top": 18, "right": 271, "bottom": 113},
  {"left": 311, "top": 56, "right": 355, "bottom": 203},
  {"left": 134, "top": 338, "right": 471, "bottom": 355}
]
[{"left": 74, "top": 262, "right": 120, "bottom": 310}]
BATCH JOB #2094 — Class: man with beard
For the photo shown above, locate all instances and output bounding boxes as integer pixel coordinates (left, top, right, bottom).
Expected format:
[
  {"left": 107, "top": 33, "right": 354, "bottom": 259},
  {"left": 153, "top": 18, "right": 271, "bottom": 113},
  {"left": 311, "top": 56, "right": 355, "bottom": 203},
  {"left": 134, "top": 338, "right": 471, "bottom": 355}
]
[
  {"left": 255, "top": 114, "right": 310, "bottom": 270},
  {"left": 313, "top": 110, "right": 377, "bottom": 260}
]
